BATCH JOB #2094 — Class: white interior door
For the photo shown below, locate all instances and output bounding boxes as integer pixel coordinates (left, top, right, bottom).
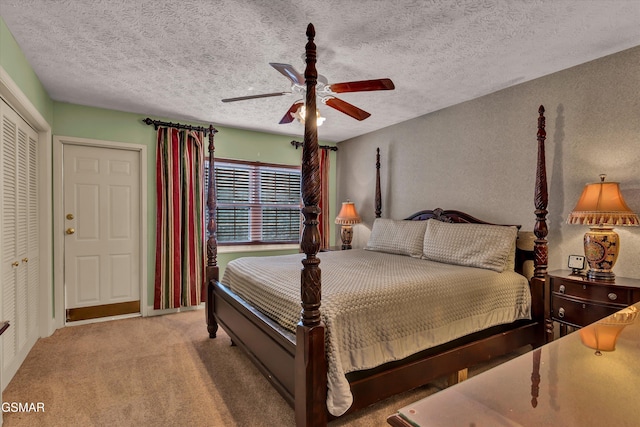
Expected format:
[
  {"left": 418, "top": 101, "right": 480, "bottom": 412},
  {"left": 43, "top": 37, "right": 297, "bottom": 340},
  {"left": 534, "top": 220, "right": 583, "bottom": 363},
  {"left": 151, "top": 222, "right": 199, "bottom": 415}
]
[{"left": 63, "top": 143, "right": 141, "bottom": 322}]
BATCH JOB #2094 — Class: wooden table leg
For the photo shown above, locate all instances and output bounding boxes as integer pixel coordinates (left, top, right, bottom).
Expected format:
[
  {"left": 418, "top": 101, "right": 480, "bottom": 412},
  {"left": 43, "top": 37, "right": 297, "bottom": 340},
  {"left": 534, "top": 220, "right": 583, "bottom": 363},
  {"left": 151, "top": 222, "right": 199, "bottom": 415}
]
[{"left": 447, "top": 368, "right": 468, "bottom": 386}]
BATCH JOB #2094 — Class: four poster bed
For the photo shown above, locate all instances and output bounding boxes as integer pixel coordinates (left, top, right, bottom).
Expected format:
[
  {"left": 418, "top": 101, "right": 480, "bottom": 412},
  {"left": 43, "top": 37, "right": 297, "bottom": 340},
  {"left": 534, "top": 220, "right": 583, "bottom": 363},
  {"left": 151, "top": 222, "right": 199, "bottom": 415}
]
[{"left": 205, "top": 24, "right": 549, "bottom": 427}]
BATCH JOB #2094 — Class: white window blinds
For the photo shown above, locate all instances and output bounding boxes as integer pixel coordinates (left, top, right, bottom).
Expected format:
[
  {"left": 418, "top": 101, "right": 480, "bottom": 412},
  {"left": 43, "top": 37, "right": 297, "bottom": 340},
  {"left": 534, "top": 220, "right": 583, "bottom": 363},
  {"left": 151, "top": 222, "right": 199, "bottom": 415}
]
[{"left": 206, "top": 159, "right": 301, "bottom": 244}]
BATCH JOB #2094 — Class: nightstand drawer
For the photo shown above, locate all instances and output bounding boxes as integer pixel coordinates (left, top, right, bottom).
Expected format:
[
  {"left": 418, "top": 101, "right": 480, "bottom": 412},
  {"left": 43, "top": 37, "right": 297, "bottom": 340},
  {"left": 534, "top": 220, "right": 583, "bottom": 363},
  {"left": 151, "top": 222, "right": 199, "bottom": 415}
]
[
  {"left": 551, "top": 278, "right": 631, "bottom": 305},
  {"left": 551, "top": 295, "right": 620, "bottom": 326}
]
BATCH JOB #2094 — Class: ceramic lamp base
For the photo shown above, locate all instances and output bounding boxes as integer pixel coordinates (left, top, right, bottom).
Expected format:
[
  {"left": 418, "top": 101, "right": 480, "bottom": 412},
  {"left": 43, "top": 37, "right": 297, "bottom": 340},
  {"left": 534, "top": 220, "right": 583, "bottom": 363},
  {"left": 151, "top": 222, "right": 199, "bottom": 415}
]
[
  {"left": 340, "top": 225, "right": 353, "bottom": 250},
  {"left": 584, "top": 226, "right": 618, "bottom": 282}
]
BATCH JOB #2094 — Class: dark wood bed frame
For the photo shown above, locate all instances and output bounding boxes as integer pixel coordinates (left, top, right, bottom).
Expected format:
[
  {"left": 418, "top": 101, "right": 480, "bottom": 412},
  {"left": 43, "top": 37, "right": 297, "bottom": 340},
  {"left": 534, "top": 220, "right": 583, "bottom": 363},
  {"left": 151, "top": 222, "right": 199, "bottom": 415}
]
[{"left": 205, "top": 23, "right": 549, "bottom": 427}]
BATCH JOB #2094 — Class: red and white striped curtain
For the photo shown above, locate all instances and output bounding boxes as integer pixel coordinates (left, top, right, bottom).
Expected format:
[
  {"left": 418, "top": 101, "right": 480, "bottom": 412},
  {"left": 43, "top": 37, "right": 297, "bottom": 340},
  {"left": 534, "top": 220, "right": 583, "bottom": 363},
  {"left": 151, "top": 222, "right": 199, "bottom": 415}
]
[
  {"left": 318, "top": 148, "right": 330, "bottom": 250},
  {"left": 154, "top": 127, "right": 205, "bottom": 309}
]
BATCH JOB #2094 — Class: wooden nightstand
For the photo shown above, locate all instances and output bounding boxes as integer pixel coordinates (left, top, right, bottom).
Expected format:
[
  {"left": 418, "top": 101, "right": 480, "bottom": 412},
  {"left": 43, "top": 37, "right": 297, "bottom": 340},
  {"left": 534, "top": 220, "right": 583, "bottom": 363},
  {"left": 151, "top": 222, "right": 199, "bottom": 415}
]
[{"left": 547, "top": 270, "right": 640, "bottom": 339}]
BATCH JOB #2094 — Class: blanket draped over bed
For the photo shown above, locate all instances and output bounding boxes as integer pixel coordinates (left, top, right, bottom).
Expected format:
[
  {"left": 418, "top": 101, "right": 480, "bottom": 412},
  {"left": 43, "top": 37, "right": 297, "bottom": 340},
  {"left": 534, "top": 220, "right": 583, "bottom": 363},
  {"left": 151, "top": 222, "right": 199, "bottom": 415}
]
[{"left": 223, "top": 249, "right": 531, "bottom": 415}]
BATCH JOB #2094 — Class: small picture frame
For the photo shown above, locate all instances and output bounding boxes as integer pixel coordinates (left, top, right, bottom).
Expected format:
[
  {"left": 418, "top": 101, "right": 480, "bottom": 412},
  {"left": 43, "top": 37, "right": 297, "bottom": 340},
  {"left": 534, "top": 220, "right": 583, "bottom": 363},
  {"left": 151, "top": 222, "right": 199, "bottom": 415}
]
[{"left": 568, "top": 255, "right": 585, "bottom": 274}]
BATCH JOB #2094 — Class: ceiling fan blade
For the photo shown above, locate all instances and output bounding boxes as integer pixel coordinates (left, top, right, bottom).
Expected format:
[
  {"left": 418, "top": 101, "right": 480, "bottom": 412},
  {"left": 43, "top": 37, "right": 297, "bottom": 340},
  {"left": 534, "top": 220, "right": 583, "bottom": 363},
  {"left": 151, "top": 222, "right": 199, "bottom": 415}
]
[
  {"left": 324, "top": 97, "right": 371, "bottom": 121},
  {"left": 279, "top": 101, "right": 304, "bottom": 124},
  {"left": 270, "top": 63, "right": 304, "bottom": 85},
  {"left": 221, "top": 92, "right": 290, "bottom": 103},
  {"left": 328, "top": 78, "right": 395, "bottom": 93}
]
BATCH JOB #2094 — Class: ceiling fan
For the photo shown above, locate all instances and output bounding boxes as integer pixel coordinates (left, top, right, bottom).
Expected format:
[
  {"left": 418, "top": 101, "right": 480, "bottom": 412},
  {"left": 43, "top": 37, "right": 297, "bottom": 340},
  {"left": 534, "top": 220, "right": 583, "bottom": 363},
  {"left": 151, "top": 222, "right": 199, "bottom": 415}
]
[{"left": 221, "top": 62, "right": 395, "bottom": 124}]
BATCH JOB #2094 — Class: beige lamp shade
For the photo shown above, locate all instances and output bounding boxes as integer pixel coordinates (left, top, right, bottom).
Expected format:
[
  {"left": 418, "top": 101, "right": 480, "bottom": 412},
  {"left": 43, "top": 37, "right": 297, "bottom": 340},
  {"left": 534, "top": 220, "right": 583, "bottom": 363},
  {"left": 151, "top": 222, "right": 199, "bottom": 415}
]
[
  {"left": 567, "top": 176, "right": 639, "bottom": 226},
  {"left": 335, "top": 201, "right": 362, "bottom": 225}
]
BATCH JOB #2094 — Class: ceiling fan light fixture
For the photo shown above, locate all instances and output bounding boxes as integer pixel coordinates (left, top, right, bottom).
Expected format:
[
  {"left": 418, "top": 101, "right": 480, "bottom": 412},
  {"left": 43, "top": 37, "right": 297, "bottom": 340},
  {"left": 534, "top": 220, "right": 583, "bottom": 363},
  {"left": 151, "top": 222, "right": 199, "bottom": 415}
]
[
  {"left": 224, "top": 63, "right": 393, "bottom": 123},
  {"left": 292, "top": 104, "right": 325, "bottom": 126}
]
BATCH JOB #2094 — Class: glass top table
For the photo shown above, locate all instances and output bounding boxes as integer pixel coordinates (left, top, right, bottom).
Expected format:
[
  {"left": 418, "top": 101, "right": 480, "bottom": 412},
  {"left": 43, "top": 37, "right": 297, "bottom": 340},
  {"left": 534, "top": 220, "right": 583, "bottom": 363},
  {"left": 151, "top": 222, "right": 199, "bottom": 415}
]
[{"left": 388, "top": 303, "right": 640, "bottom": 426}]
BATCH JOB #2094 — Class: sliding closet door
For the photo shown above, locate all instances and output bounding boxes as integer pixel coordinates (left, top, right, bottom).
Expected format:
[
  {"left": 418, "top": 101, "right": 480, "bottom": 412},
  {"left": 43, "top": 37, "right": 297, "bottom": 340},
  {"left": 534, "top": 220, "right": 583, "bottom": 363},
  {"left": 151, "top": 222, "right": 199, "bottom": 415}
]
[{"left": 1, "top": 99, "right": 40, "bottom": 390}]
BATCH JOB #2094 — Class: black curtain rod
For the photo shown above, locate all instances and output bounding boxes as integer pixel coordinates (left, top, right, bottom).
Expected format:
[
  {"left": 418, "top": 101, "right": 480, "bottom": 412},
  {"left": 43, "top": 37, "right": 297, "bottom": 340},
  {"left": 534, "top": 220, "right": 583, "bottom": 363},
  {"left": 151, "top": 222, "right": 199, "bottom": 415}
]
[
  {"left": 290, "top": 140, "right": 337, "bottom": 151},
  {"left": 143, "top": 118, "right": 218, "bottom": 135}
]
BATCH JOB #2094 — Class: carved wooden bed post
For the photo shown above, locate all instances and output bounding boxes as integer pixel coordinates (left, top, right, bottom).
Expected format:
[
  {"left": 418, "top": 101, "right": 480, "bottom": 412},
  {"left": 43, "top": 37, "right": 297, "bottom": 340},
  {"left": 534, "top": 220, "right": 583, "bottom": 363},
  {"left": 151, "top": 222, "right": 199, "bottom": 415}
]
[
  {"left": 205, "top": 124, "right": 219, "bottom": 338},
  {"left": 532, "top": 105, "right": 550, "bottom": 343},
  {"left": 295, "top": 23, "right": 327, "bottom": 427},
  {"left": 533, "top": 105, "right": 548, "bottom": 278},
  {"left": 375, "top": 147, "right": 382, "bottom": 218}
]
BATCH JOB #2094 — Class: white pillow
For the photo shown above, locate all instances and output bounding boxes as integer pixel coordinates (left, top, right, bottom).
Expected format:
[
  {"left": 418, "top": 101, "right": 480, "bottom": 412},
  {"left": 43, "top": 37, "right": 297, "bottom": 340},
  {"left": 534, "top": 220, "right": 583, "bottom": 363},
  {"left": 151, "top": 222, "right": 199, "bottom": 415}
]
[
  {"left": 365, "top": 218, "right": 428, "bottom": 258},
  {"left": 422, "top": 220, "right": 518, "bottom": 272}
]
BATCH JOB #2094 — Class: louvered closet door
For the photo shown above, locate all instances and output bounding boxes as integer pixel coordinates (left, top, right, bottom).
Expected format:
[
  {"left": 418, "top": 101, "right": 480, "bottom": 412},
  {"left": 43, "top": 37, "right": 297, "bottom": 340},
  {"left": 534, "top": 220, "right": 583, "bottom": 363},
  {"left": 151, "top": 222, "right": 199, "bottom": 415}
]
[{"left": 1, "top": 100, "right": 39, "bottom": 390}]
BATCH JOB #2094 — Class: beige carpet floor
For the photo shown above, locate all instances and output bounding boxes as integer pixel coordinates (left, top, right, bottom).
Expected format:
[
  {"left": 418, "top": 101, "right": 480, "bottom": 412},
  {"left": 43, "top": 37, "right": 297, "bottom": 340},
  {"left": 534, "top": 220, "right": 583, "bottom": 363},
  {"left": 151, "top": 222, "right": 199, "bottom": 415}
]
[{"left": 2, "top": 310, "right": 526, "bottom": 426}]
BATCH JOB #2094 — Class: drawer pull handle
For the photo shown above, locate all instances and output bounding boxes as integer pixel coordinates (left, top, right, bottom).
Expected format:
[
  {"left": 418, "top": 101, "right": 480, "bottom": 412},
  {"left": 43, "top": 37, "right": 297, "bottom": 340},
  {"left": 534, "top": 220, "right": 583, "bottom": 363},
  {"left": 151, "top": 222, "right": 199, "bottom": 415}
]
[
  {"left": 558, "top": 307, "right": 565, "bottom": 318},
  {"left": 559, "top": 285, "right": 565, "bottom": 294},
  {"left": 608, "top": 293, "right": 617, "bottom": 301}
]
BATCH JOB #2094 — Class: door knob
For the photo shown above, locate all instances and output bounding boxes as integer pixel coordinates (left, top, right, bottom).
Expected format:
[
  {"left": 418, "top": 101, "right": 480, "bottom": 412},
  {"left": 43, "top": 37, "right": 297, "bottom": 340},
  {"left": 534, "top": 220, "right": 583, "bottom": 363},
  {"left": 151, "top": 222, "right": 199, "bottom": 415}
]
[
  {"left": 66, "top": 213, "right": 74, "bottom": 220},
  {"left": 66, "top": 228, "right": 75, "bottom": 235}
]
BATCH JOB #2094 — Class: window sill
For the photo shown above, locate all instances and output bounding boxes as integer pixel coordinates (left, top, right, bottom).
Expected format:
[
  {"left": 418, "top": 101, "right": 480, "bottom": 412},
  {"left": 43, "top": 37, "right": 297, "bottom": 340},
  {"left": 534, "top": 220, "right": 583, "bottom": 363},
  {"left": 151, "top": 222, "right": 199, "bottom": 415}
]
[{"left": 218, "top": 243, "right": 300, "bottom": 254}]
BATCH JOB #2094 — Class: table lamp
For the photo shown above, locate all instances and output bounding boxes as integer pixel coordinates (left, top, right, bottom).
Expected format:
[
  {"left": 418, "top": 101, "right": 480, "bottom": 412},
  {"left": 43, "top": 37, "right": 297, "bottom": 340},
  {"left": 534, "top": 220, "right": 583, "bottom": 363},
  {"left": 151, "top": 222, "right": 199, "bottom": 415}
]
[
  {"left": 567, "top": 175, "right": 639, "bottom": 281},
  {"left": 335, "top": 200, "right": 361, "bottom": 250}
]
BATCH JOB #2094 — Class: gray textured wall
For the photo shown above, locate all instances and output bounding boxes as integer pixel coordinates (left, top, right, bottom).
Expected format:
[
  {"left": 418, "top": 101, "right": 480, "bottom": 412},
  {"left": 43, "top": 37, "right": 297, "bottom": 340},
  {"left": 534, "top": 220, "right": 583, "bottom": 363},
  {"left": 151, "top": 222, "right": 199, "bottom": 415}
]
[{"left": 336, "top": 45, "right": 640, "bottom": 278}]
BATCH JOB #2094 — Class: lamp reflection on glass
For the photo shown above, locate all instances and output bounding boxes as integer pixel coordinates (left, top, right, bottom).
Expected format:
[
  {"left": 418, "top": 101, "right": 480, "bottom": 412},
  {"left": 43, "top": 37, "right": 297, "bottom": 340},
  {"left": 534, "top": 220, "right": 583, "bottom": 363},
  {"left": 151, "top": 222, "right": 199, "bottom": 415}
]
[
  {"left": 567, "top": 175, "right": 639, "bottom": 281},
  {"left": 579, "top": 306, "right": 638, "bottom": 355},
  {"left": 335, "top": 200, "right": 361, "bottom": 250},
  {"left": 292, "top": 104, "right": 325, "bottom": 126}
]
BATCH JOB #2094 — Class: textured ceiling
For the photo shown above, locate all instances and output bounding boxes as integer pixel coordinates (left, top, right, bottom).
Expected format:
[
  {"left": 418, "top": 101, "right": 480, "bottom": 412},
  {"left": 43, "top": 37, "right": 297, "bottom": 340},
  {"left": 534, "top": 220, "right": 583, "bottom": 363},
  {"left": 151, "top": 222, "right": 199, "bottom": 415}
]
[{"left": 2, "top": 0, "right": 639, "bottom": 142}]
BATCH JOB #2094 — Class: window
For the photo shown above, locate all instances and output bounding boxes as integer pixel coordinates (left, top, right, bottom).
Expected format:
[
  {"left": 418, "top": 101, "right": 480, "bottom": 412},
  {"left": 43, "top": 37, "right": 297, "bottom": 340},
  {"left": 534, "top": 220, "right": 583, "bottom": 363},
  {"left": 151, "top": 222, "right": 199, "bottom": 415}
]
[{"left": 205, "top": 158, "right": 301, "bottom": 245}]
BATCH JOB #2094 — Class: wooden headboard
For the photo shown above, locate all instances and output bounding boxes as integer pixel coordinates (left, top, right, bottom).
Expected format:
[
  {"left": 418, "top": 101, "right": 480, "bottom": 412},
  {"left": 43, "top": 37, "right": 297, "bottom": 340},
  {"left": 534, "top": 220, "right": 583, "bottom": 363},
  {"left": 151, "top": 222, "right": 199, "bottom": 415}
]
[{"left": 405, "top": 208, "right": 520, "bottom": 228}]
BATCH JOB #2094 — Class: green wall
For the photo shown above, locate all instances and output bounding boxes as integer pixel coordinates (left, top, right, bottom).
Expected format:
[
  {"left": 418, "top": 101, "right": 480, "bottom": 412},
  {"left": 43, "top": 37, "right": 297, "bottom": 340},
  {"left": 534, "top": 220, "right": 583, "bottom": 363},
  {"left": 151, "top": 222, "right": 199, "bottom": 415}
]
[
  {"left": 53, "top": 102, "right": 337, "bottom": 306},
  {"left": 0, "top": 17, "right": 53, "bottom": 122},
  {"left": 2, "top": 15, "right": 337, "bottom": 309}
]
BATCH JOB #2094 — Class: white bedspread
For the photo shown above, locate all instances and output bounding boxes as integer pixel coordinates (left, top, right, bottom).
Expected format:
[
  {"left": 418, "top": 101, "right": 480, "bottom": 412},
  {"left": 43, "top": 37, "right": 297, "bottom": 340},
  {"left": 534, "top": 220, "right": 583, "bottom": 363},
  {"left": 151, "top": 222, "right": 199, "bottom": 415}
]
[{"left": 222, "top": 249, "right": 531, "bottom": 416}]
